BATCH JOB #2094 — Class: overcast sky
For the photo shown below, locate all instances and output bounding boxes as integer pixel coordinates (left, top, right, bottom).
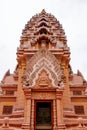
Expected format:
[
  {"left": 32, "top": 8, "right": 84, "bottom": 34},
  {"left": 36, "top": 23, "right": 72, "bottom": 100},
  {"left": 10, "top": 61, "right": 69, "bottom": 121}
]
[{"left": 0, "top": 0, "right": 87, "bottom": 81}]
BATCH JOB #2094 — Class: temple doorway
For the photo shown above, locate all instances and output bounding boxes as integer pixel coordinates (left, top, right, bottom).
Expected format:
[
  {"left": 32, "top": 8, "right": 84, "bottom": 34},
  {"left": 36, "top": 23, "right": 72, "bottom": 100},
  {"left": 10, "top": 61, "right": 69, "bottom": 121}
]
[{"left": 35, "top": 101, "right": 52, "bottom": 130}]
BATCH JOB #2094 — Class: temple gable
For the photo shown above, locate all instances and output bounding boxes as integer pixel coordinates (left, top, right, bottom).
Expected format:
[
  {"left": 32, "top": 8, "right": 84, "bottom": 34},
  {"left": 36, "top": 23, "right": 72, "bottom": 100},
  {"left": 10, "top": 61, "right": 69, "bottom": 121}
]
[{"left": 22, "top": 49, "right": 65, "bottom": 89}]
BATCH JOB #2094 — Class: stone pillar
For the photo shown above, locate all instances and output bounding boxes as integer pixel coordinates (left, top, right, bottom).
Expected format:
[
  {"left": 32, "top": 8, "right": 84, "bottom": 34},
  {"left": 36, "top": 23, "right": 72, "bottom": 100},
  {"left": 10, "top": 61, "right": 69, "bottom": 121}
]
[
  {"left": 56, "top": 89, "right": 66, "bottom": 130},
  {"left": 53, "top": 99, "right": 57, "bottom": 130},
  {"left": 31, "top": 99, "right": 34, "bottom": 130},
  {"left": 22, "top": 89, "right": 31, "bottom": 130},
  {"left": 62, "top": 62, "right": 72, "bottom": 111},
  {"left": 13, "top": 61, "right": 25, "bottom": 113}
]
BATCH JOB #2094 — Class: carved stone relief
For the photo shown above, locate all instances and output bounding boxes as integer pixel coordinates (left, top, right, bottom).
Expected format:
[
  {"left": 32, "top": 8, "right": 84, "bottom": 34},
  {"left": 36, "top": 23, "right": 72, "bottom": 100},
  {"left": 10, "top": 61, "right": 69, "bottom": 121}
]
[
  {"left": 22, "top": 49, "right": 65, "bottom": 89},
  {"left": 32, "top": 92, "right": 56, "bottom": 99},
  {"left": 34, "top": 69, "right": 52, "bottom": 88}
]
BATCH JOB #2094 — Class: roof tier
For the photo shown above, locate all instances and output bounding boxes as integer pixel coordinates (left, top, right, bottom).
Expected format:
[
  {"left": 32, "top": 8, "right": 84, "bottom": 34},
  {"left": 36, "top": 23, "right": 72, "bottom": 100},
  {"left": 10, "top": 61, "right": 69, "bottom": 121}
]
[{"left": 20, "top": 9, "right": 67, "bottom": 50}]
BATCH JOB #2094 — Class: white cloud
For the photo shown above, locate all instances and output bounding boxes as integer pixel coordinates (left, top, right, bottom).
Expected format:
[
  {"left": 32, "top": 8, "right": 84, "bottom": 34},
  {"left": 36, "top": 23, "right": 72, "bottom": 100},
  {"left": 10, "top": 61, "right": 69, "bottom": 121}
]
[{"left": 0, "top": 0, "right": 87, "bottom": 80}]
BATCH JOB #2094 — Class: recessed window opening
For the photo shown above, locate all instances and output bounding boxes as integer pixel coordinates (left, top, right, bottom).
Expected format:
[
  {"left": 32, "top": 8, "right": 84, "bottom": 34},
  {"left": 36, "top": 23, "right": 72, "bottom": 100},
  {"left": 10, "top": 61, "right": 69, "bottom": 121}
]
[
  {"left": 74, "top": 105, "right": 84, "bottom": 114},
  {"left": 3, "top": 106, "right": 13, "bottom": 115},
  {"left": 40, "top": 29, "right": 47, "bottom": 34},
  {"left": 6, "top": 90, "right": 14, "bottom": 95},
  {"left": 73, "top": 90, "right": 82, "bottom": 95},
  {"left": 39, "top": 22, "right": 47, "bottom": 27}
]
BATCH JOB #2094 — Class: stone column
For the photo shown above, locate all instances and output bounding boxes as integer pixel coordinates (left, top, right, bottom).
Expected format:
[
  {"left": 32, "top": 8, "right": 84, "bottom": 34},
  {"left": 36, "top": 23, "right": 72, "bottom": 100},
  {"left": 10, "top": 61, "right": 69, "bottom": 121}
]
[
  {"left": 13, "top": 64, "right": 25, "bottom": 113},
  {"left": 22, "top": 89, "right": 31, "bottom": 130},
  {"left": 31, "top": 99, "right": 34, "bottom": 130},
  {"left": 53, "top": 99, "right": 57, "bottom": 130},
  {"left": 56, "top": 89, "right": 66, "bottom": 130},
  {"left": 62, "top": 62, "right": 72, "bottom": 111}
]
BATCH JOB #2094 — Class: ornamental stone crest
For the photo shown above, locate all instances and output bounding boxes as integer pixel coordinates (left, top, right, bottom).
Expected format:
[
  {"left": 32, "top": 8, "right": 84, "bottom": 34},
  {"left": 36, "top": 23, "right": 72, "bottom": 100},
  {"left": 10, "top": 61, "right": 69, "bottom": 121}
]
[{"left": 22, "top": 49, "right": 65, "bottom": 89}]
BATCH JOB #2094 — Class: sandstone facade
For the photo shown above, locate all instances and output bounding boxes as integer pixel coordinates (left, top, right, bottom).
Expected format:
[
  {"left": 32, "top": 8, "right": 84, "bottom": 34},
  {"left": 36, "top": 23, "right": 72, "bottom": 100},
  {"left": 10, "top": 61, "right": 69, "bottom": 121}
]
[{"left": 0, "top": 9, "right": 87, "bottom": 130}]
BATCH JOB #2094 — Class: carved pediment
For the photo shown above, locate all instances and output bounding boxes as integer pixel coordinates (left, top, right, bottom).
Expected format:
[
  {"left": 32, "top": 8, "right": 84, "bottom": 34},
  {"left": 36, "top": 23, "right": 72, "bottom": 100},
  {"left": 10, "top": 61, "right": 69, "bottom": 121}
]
[{"left": 22, "top": 49, "right": 65, "bottom": 89}]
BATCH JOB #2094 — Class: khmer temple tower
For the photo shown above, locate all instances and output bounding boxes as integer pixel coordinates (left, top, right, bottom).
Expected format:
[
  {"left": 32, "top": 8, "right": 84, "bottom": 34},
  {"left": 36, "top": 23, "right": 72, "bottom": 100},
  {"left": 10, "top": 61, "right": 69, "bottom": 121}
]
[{"left": 0, "top": 9, "right": 87, "bottom": 130}]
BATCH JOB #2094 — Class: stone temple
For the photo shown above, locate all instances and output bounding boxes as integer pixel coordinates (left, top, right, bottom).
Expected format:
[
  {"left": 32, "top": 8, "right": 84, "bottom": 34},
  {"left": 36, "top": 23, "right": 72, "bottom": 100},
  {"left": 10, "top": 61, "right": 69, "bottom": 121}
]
[{"left": 0, "top": 9, "right": 87, "bottom": 130}]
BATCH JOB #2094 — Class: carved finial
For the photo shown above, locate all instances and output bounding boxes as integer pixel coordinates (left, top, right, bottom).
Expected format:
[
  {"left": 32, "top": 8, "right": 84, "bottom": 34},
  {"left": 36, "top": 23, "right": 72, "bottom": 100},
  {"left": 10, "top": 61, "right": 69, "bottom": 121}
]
[{"left": 41, "top": 9, "right": 46, "bottom": 14}]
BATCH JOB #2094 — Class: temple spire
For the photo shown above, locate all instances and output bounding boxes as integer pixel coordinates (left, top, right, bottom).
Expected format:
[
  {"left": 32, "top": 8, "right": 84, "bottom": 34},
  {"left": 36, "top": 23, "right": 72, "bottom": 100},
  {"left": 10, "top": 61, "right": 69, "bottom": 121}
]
[{"left": 41, "top": 9, "right": 46, "bottom": 14}]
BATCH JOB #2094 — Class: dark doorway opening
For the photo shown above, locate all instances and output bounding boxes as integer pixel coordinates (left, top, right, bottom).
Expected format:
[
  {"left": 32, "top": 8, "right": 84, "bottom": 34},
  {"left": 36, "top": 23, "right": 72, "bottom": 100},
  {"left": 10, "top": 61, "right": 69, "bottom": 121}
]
[{"left": 35, "top": 101, "right": 52, "bottom": 130}]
